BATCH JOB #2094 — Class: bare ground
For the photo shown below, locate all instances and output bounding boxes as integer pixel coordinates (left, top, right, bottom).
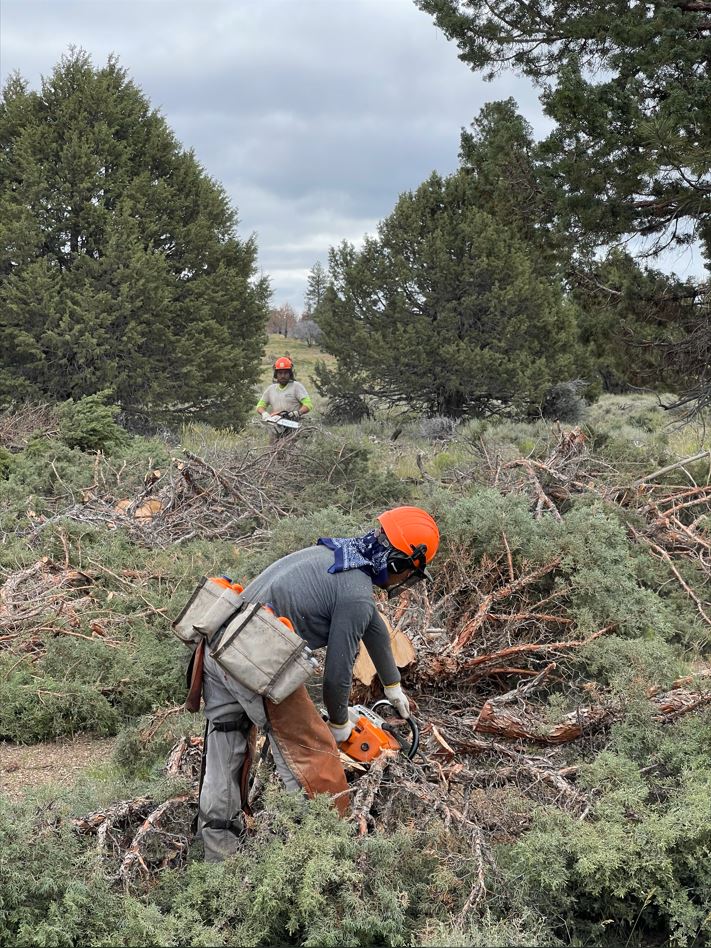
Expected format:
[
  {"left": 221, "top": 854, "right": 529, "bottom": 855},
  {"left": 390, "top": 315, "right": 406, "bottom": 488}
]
[{"left": 0, "top": 736, "right": 116, "bottom": 802}]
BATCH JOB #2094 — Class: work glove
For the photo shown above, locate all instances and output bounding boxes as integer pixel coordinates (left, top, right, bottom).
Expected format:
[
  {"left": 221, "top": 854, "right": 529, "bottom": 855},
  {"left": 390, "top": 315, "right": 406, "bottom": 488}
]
[
  {"left": 281, "top": 410, "right": 301, "bottom": 421},
  {"left": 327, "top": 719, "right": 354, "bottom": 744},
  {"left": 383, "top": 683, "right": 410, "bottom": 719},
  {"left": 260, "top": 413, "right": 273, "bottom": 424}
]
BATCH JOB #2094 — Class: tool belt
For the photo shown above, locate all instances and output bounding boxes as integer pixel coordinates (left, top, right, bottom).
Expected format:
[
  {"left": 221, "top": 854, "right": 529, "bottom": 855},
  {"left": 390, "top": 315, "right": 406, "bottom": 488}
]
[
  {"left": 174, "top": 577, "right": 318, "bottom": 707},
  {"left": 173, "top": 577, "right": 242, "bottom": 647}
]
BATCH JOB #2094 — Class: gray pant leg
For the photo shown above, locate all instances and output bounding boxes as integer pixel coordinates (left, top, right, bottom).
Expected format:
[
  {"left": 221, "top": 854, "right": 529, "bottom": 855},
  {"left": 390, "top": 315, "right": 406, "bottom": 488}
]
[
  {"left": 200, "top": 724, "right": 247, "bottom": 863},
  {"left": 204, "top": 649, "right": 300, "bottom": 792},
  {"left": 200, "top": 651, "right": 302, "bottom": 862}
]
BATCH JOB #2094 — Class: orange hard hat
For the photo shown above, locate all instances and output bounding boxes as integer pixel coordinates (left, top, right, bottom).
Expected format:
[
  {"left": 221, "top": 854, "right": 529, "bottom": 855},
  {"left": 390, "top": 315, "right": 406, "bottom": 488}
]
[
  {"left": 377, "top": 506, "right": 439, "bottom": 565},
  {"left": 274, "top": 357, "right": 293, "bottom": 370}
]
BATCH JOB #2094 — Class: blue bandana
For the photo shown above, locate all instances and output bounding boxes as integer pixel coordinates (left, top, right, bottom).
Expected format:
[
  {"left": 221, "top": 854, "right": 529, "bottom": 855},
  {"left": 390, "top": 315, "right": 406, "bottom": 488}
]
[{"left": 317, "top": 530, "right": 390, "bottom": 585}]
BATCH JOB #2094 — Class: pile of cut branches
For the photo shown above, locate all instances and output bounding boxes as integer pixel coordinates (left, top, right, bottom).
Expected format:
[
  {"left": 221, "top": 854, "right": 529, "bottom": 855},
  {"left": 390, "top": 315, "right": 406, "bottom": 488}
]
[
  {"left": 344, "top": 430, "right": 711, "bottom": 849},
  {"left": 72, "top": 734, "right": 202, "bottom": 887},
  {"left": 14, "top": 432, "right": 364, "bottom": 548},
  {"left": 0, "top": 402, "right": 59, "bottom": 450},
  {"left": 36, "top": 428, "right": 711, "bottom": 894},
  {"left": 497, "top": 429, "right": 711, "bottom": 629},
  {"left": 0, "top": 556, "right": 147, "bottom": 661}
]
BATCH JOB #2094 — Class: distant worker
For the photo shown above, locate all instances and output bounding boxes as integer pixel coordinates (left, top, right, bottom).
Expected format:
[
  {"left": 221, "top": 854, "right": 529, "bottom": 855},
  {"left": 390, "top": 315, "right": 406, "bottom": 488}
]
[{"left": 256, "top": 357, "right": 312, "bottom": 437}]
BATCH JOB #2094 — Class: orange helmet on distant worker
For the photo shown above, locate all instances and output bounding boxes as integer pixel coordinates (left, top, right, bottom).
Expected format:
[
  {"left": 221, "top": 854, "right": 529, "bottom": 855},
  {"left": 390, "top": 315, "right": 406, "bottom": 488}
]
[
  {"left": 377, "top": 506, "right": 440, "bottom": 577},
  {"left": 273, "top": 356, "right": 295, "bottom": 381}
]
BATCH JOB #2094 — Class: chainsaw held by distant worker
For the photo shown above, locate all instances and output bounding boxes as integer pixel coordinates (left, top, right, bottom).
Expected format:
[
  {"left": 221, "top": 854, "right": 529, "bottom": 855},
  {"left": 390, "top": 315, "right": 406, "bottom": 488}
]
[
  {"left": 264, "top": 412, "right": 301, "bottom": 431},
  {"left": 338, "top": 700, "right": 420, "bottom": 764}
]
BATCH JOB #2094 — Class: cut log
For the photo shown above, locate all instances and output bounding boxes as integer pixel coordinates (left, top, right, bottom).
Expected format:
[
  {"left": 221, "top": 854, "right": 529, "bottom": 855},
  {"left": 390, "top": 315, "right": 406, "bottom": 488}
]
[{"left": 353, "top": 613, "right": 416, "bottom": 686}]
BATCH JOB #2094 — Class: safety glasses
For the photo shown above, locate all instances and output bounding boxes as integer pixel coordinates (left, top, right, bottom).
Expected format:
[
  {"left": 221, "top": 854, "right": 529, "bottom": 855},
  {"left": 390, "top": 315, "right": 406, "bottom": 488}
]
[{"left": 385, "top": 544, "right": 432, "bottom": 599}]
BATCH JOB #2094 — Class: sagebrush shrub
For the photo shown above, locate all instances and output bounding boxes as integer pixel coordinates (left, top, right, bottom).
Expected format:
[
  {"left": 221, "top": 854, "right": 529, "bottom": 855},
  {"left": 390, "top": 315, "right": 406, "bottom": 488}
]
[{"left": 419, "top": 415, "right": 458, "bottom": 442}]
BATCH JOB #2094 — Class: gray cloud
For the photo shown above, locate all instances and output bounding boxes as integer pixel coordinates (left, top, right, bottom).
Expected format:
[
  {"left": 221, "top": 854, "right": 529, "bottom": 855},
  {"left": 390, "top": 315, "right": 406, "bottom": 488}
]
[{"left": 1, "top": 0, "right": 550, "bottom": 309}]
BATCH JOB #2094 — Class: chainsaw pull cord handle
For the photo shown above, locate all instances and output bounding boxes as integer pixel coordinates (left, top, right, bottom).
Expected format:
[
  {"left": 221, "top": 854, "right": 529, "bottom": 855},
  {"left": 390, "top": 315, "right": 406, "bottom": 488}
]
[{"left": 370, "top": 699, "right": 420, "bottom": 760}]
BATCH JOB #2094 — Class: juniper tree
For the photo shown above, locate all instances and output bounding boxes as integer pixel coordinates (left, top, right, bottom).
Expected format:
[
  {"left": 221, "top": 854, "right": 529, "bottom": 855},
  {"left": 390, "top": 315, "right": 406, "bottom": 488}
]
[
  {"left": 459, "top": 98, "right": 561, "bottom": 278},
  {"left": 304, "top": 261, "right": 328, "bottom": 319},
  {"left": 0, "top": 50, "right": 269, "bottom": 427},
  {"left": 571, "top": 249, "right": 698, "bottom": 394},
  {"left": 418, "top": 0, "right": 711, "bottom": 410},
  {"left": 418, "top": 1, "right": 710, "bottom": 252},
  {"left": 316, "top": 170, "right": 584, "bottom": 418}
]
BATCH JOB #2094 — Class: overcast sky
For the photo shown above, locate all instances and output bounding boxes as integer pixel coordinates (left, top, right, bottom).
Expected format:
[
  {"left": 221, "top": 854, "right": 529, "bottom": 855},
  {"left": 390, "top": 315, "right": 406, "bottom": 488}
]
[
  {"left": 0, "top": 0, "right": 552, "bottom": 309},
  {"left": 1, "top": 1, "right": 703, "bottom": 310}
]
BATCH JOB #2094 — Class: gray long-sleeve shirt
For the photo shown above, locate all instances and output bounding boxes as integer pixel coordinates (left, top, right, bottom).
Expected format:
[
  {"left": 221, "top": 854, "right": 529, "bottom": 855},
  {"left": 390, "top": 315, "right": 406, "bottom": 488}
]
[{"left": 240, "top": 545, "right": 400, "bottom": 724}]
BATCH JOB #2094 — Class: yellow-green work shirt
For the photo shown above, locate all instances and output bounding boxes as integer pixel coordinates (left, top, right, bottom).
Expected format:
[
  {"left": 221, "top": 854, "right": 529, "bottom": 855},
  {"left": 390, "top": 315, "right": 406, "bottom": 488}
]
[{"left": 256, "top": 381, "right": 312, "bottom": 415}]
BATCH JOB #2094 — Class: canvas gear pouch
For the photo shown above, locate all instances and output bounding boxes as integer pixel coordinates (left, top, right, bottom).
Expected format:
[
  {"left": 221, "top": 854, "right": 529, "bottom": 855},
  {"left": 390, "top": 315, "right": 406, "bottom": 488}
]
[
  {"left": 193, "top": 586, "right": 244, "bottom": 638},
  {"left": 172, "top": 577, "right": 233, "bottom": 646},
  {"left": 209, "top": 602, "right": 319, "bottom": 704}
]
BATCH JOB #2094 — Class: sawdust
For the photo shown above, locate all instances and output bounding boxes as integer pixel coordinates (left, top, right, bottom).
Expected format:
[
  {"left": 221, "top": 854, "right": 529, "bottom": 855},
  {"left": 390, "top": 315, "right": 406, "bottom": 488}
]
[{"left": 0, "top": 735, "right": 116, "bottom": 802}]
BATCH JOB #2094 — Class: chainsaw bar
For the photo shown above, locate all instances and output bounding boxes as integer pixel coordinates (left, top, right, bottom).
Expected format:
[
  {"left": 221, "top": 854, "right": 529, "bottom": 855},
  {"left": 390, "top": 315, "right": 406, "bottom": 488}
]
[{"left": 265, "top": 414, "right": 300, "bottom": 429}]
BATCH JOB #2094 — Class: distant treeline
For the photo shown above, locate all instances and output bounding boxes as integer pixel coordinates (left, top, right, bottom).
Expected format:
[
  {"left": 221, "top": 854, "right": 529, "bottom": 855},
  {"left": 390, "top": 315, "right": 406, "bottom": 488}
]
[{"left": 1, "top": 11, "right": 708, "bottom": 426}]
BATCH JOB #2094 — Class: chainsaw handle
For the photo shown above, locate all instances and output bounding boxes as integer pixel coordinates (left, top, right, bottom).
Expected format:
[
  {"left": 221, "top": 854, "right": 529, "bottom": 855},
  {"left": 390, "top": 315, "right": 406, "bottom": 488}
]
[{"left": 370, "top": 699, "right": 420, "bottom": 760}]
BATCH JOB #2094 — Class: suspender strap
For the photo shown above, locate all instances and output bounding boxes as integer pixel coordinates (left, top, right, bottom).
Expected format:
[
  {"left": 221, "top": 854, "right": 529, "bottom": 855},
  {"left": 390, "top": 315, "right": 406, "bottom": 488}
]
[{"left": 185, "top": 639, "right": 205, "bottom": 713}]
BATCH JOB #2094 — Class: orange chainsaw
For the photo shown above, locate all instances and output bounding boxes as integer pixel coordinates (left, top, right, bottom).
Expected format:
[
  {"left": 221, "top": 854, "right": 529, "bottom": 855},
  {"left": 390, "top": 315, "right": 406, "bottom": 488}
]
[{"left": 339, "top": 700, "right": 420, "bottom": 764}]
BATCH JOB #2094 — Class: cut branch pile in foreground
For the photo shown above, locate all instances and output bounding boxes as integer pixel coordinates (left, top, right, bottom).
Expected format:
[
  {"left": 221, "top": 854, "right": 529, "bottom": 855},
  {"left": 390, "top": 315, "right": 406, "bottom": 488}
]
[{"left": 30, "top": 429, "right": 711, "bottom": 886}]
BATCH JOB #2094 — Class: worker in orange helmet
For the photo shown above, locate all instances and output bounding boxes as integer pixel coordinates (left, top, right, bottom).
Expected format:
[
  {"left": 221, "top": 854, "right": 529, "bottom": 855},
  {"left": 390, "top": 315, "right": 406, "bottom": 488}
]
[
  {"left": 197, "top": 505, "right": 439, "bottom": 861},
  {"left": 256, "top": 356, "right": 313, "bottom": 437}
]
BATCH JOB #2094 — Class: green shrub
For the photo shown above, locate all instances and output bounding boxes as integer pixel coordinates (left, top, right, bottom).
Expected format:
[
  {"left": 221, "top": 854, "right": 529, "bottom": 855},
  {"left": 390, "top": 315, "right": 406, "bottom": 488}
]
[
  {"left": 295, "top": 433, "right": 411, "bottom": 513},
  {"left": 0, "top": 445, "right": 14, "bottom": 479},
  {"left": 433, "top": 487, "right": 538, "bottom": 561},
  {"left": 58, "top": 393, "right": 128, "bottom": 452},
  {"left": 541, "top": 380, "right": 588, "bottom": 423},
  {"left": 0, "top": 440, "right": 95, "bottom": 526},
  {"left": 502, "top": 719, "right": 711, "bottom": 946},
  {"left": 0, "top": 788, "right": 474, "bottom": 947},
  {"left": 419, "top": 415, "right": 458, "bottom": 442},
  {"left": 152, "top": 789, "right": 461, "bottom": 947},
  {"left": 0, "top": 662, "right": 121, "bottom": 742},
  {"left": 577, "top": 634, "right": 684, "bottom": 692},
  {"left": 112, "top": 712, "right": 194, "bottom": 779},
  {"left": 0, "top": 796, "right": 127, "bottom": 947}
]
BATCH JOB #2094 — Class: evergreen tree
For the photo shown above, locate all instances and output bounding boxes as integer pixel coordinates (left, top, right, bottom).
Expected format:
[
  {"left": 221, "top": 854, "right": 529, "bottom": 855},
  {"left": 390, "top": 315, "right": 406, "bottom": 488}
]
[
  {"left": 418, "top": 1, "right": 710, "bottom": 255},
  {"left": 459, "top": 98, "right": 560, "bottom": 276},
  {"left": 304, "top": 261, "right": 328, "bottom": 320},
  {"left": 316, "top": 170, "right": 584, "bottom": 418},
  {"left": 571, "top": 250, "right": 701, "bottom": 395},
  {"left": 418, "top": 0, "right": 711, "bottom": 409},
  {"left": 0, "top": 50, "right": 269, "bottom": 427}
]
